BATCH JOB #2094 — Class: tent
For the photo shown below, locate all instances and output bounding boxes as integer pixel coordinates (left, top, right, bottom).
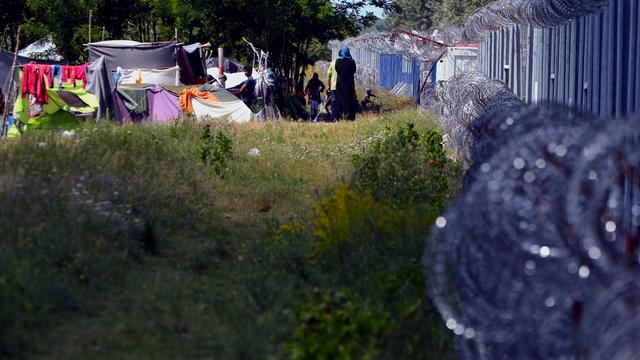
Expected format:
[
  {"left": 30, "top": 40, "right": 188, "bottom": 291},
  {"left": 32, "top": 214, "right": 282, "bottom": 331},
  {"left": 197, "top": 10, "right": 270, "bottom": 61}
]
[
  {"left": 88, "top": 40, "right": 207, "bottom": 86},
  {"left": 112, "top": 83, "right": 253, "bottom": 123},
  {"left": 114, "top": 84, "right": 182, "bottom": 123},
  {"left": 13, "top": 82, "right": 98, "bottom": 130},
  {"left": 18, "top": 36, "right": 63, "bottom": 61},
  {"left": 119, "top": 67, "right": 181, "bottom": 86},
  {"left": 207, "top": 57, "right": 244, "bottom": 73},
  {"left": 88, "top": 41, "right": 178, "bottom": 69},
  {"left": 188, "top": 87, "right": 253, "bottom": 123},
  {"left": 207, "top": 67, "right": 248, "bottom": 89},
  {"left": 84, "top": 41, "right": 209, "bottom": 121}
]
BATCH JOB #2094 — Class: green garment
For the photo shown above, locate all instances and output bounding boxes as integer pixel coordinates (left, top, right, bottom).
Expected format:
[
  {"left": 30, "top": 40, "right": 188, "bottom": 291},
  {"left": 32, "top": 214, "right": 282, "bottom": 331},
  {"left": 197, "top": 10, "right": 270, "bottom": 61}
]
[{"left": 116, "top": 87, "right": 148, "bottom": 115}]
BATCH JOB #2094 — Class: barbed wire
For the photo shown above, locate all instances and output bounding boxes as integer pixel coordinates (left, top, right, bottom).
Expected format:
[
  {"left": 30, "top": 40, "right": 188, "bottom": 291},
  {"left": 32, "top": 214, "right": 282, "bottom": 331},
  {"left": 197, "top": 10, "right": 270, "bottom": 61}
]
[
  {"left": 329, "top": 27, "right": 463, "bottom": 62},
  {"left": 464, "top": 0, "right": 609, "bottom": 41},
  {"left": 423, "top": 69, "right": 640, "bottom": 358}
]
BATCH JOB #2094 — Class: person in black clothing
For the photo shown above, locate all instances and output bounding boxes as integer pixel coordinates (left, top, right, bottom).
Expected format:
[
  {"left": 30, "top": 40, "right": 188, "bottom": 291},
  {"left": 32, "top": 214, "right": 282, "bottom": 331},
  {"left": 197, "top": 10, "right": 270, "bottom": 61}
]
[
  {"left": 239, "top": 66, "right": 256, "bottom": 109},
  {"left": 305, "top": 73, "right": 325, "bottom": 122},
  {"left": 335, "top": 46, "right": 357, "bottom": 121},
  {"left": 360, "top": 88, "right": 378, "bottom": 112},
  {"left": 294, "top": 72, "right": 306, "bottom": 106}
]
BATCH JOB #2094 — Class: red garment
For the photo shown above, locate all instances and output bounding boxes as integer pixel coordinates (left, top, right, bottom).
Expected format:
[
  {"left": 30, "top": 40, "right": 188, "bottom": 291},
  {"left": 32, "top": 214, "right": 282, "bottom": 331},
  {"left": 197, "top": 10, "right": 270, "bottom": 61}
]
[
  {"left": 40, "top": 65, "right": 52, "bottom": 88},
  {"left": 75, "top": 63, "right": 88, "bottom": 88},
  {"left": 20, "top": 63, "right": 48, "bottom": 104},
  {"left": 21, "top": 64, "right": 36, "bottom": 97},
  {"left": 62, "top": 65, "right": 77, "bottom": 84}
]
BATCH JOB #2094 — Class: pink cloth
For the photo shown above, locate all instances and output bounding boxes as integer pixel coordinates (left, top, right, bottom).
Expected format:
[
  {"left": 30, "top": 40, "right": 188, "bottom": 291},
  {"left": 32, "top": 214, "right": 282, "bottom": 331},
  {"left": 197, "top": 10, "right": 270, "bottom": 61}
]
[{"left": 21, "top": 64, "right": 49, "bottom": 104}]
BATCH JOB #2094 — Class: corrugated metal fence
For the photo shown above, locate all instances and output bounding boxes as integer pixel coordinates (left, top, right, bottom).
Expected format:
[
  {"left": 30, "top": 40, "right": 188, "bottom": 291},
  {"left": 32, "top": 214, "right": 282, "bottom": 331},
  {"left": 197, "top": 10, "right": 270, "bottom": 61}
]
[
  {"left": 330, "top": 46, "right": 421, "bottom": 98},
  {"left": 379, "top": 54, "right": 421, "bottom": 98},
  {"left": 477, "top": 0, "right": 640, "bottom": 117}
]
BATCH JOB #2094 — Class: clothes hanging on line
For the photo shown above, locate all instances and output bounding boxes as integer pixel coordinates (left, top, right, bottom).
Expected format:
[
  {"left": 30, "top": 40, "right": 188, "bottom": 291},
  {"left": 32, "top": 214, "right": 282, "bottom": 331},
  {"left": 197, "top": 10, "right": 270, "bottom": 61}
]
[
  {"left": 21, "top": 64, "right": 49, "bottom": 104},
  {"left": 51, "top": 65, "right": 63, "bottom": 90}
]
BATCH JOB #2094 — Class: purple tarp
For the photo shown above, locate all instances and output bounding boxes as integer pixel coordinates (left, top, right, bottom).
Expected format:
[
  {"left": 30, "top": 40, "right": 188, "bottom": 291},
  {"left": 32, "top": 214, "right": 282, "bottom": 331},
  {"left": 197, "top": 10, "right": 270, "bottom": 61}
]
[{"left": 146, "top": 86, "right": 182, "bottom": 122}]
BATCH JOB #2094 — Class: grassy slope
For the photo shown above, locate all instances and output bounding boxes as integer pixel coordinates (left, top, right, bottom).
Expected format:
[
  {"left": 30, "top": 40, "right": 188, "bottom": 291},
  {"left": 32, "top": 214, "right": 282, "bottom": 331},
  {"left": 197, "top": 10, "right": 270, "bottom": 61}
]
[{"left": 0, "top": 110, "right": 451, "bottom": 358}]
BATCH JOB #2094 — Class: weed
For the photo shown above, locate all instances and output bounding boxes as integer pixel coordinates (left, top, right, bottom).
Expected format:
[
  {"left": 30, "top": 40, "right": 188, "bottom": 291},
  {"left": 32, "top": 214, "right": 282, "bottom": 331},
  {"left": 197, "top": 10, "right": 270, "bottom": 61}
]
[
  {"left": 288, "top": 291, "right": 392, "bottom": 360},
  {"left": 197, "top": 124, "right": 233, "bottom": 176}
]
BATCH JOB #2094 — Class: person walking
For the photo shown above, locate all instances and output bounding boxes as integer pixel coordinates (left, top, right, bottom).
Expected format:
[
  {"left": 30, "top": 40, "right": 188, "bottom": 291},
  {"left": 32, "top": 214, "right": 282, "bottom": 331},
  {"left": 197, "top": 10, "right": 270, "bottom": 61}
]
[
  {"left": 334, "top": 46, "right": 357, "bottom": 121},
  {"left": 326, "top": 59, "right": 338, "bottom": 121},
  {"left": 305, "top": 73, "right": 325, "bottom": 122}
]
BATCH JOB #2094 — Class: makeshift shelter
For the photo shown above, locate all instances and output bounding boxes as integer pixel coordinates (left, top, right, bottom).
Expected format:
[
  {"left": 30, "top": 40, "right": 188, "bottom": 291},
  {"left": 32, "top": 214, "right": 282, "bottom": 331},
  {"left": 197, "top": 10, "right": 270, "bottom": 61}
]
[
  {"left": 0, "top": 49, "right": 66, "bottom": 94},
  {"left": 207, "top": 67, "right": 248, "bottom": 89},
  {"left": 85, "top": 40, "right": 216, "bottom": 121},
  {"left": 2, "top": 38, "right": 256, "bottom": 134},
  {"left": 207, "top": 57, "right": 244, "bottom": 73},
  {"left": 114, "top": 84, "right": 182, "bottom": 123},
  {"left": 18, "top": 36, "right": 64, "bottom": 61},
  {"left": 187, "top": 87, "right": 253, "bottom": 123},
  {"left": 12, "top": 82, "right": 98, "bottom": 130},
  {"left": 88, "top": 40, "right": 178, "bottom": 69}
]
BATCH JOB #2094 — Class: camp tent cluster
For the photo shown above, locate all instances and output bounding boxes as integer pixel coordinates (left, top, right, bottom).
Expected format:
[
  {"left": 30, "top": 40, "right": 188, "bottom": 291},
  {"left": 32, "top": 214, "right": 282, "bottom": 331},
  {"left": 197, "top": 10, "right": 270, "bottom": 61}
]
[{"left": 1, "top": 39, "right": 256, "bottom": 135}]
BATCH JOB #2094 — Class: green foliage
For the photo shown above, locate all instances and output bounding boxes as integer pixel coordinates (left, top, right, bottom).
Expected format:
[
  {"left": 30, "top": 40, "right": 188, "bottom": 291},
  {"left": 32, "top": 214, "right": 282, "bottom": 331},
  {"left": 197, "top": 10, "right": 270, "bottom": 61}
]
[
  {"left": 352, "top": 123, "right": 459, "bottom": 209},
  {"left": 383, "top": 0, "right": 441, "bottom": 31},
  {"left": 383, "top": 0, "right": 493, "bottom": 30},
  {"left": 0, "top": 123, "right": 228, "bottom": 356},
  {"left": 0, "top": 111, "right": 457, "bottom": 358},
  {"left": 197, "top": 124, "right": 233, "bottom": 177},
  {"left": 285, "top": 122, "right": 459, "bottom": 359},
  {"left": 288, "top": 291, "right": 393, "bottom": 360},
  {"left": 1, "top": 0, "right": 395, "bottom": 72}
]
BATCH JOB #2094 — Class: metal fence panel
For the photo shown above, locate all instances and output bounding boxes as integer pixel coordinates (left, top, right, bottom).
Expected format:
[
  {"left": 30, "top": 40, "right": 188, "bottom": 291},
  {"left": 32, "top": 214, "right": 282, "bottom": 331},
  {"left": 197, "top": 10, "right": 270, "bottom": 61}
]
[
  {"left": 378, "top": 54, "right": 421, "bottom": 98},
  {"left": 477, "top": 0, "right": 639, "bottom": 117}
]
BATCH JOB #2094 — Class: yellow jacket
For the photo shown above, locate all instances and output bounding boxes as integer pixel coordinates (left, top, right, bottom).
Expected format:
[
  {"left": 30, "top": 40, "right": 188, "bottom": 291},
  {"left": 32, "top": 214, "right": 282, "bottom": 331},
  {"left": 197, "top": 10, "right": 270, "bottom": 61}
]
[{"left": 326, "top": 60, "right": 338, "bottom": 91}]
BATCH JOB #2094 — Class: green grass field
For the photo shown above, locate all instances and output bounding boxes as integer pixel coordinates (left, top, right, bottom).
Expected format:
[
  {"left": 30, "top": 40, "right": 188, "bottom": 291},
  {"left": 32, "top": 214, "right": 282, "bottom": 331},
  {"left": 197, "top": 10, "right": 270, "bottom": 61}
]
[{"left": 0, "top": 109, "right": 459, "bottom": 359}]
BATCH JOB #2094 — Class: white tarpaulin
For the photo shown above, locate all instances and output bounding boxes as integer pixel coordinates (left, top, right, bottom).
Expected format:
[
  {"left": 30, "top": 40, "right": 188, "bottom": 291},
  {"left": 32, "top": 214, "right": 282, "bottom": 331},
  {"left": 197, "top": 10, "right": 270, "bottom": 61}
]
[
  {"left": 206, "top": 67, "right": 247, "bottom": 89},
  {"left": 120, "top": 67, "right": 180, "bottom": 86},
  {"left": 18, "top": 36, "right": 63, "bottom": 61},
  {"left": 191, "top": 97, "right": 252, "bottom": 123}
]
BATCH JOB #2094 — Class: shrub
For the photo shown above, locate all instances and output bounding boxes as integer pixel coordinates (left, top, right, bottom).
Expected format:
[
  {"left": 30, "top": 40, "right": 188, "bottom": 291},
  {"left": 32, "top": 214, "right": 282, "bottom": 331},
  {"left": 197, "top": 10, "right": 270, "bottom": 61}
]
[
  {"left": 299, "top": 123, "right": 459, "bottom": 359},
  {"left": 352, "top": 123, "right": 459, "bottom": 210},
  {"left": 288, "top": 291, "right": 392, "bottom": 360},
  {"left": 197, "top": 124, "right": 233, "bottom": 176}
]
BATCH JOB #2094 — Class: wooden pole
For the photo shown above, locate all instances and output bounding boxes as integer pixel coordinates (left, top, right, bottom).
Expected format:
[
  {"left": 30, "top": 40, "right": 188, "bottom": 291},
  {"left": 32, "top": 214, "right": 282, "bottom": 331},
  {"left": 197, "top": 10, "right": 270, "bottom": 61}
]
[
  {"left": 1, "top": 26, "right": 20, "bottom": 138},
  {"left": 101, "top": 26, "right": 105, "bottom": 41},
  {"left": 174, "top": 28, "right": 178, "bottom": 41},
  {"left": 88, "top": 10, "right": 93, "bottom": 43}
]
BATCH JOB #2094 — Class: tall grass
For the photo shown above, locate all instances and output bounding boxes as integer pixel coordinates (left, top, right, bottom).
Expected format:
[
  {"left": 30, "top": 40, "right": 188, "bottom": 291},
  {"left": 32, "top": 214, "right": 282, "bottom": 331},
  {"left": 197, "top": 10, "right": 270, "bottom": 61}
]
[{"left": 0, "top": 110, "right": 455, "bottom": 358}]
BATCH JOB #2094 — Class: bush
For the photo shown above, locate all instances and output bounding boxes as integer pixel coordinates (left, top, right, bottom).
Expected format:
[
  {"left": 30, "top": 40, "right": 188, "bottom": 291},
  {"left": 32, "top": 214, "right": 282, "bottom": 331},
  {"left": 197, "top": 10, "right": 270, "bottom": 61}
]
[
  {"left": 197, "top": 124, "right": 233, "bottom": 176},
  {"left": 352, "top": 123, "right": 459, "bottom": 210},
  {"left": 288, "top": 291, "right": 392, "bottom": 360},
  {"left": 291, "top": 123, "right": 459, "bottom": 359}
]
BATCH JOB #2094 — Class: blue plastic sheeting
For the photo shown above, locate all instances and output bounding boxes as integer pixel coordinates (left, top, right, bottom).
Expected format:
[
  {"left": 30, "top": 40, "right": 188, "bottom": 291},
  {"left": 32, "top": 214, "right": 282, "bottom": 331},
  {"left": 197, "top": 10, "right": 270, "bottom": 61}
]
[{"left": 379, "top": 54, "right": 421, "bottom": 98}]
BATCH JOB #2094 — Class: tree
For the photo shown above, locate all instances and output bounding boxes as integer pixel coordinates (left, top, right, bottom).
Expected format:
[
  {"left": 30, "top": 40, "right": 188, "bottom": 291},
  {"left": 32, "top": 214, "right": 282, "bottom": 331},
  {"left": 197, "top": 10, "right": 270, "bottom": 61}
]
[
  {"left": 0, "top": 0, "right": 396, "bottom": 78},
  {"left": 383, "top": 0, "right": 492, "bottom": 30},
  {"left": 384, "top": 0, "right": 441, "bottom": 31}
]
